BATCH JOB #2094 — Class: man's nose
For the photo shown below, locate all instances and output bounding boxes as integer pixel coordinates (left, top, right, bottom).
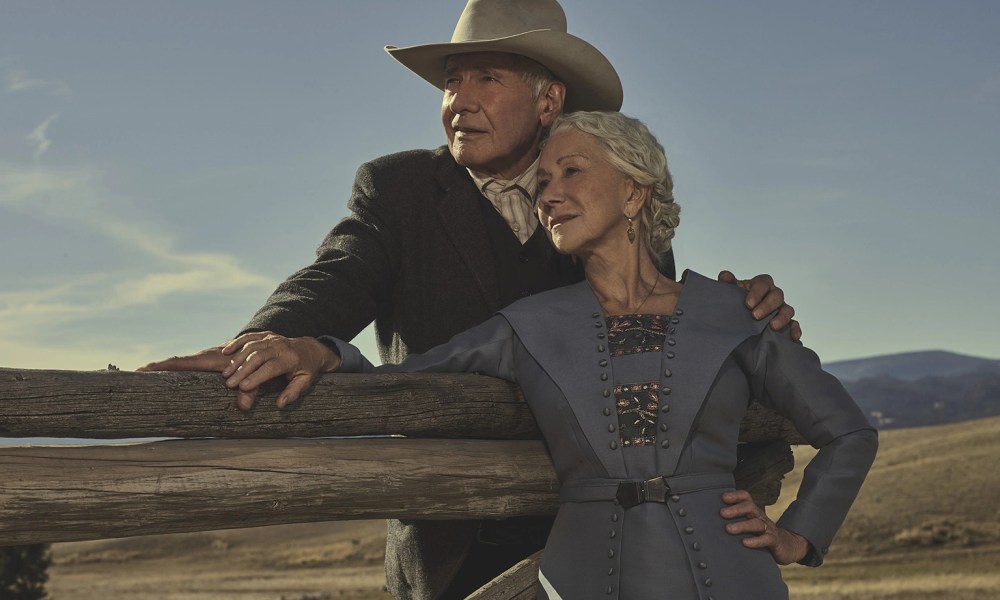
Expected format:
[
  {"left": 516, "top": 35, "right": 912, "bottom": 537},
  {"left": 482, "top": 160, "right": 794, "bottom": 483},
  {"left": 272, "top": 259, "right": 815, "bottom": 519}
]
[{"left": 447, "top": 85, "right": 480, "bottom": 114}]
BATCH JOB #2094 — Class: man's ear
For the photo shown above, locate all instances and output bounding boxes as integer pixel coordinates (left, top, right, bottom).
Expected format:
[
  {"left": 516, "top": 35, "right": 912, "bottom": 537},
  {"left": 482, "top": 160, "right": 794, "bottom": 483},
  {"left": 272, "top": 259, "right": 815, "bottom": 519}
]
[{"left": 538, "top": 81, "right": 566, "bottom": 127}]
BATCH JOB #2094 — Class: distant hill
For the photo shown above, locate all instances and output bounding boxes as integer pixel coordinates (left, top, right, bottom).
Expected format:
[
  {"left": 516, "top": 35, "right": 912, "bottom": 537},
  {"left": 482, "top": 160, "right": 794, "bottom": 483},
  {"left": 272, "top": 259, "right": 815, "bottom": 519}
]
[
  {"left": 824, "top": 350, "right": 1000, "bottom": 382},
  {"left": 820, "top": 350, "right": 1000, "bottom": 429}
]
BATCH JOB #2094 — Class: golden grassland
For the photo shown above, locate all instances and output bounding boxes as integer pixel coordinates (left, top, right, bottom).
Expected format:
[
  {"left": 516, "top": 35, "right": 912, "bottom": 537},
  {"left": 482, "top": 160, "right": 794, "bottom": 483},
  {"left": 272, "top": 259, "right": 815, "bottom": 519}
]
[{"left": 46, "top": 416, "right": 1000, "bottom": 599}]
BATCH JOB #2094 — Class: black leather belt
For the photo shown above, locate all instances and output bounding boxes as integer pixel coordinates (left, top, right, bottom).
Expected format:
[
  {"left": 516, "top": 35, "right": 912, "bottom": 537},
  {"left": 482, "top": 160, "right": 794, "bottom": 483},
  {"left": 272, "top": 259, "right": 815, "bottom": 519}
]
[{"left": 560, "top": 472, "right": 734, "bottom": 509}]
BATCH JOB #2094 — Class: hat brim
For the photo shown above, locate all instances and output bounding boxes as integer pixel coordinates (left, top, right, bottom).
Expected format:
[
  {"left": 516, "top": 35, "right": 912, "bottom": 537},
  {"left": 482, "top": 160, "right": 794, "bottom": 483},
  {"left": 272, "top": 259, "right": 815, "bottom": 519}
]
[{"left": 386, "top": 30, "right": 623, "bottom": 113}]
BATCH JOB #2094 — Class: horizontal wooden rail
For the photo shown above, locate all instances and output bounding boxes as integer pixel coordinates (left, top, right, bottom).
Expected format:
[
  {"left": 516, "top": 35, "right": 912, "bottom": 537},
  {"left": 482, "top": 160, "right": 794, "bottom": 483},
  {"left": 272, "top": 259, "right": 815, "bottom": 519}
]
[
  {"left": 0, "top": 368, "right": 806, "bottom": 443},
  {"left": 0, "top": 438, "right": 793, "bottom": 547},
  {"left": 0, "top": 367, "right": 800, "bottom": 549},
  {"left": 0, "top": 438, "right": 559, "bottom": 546}
]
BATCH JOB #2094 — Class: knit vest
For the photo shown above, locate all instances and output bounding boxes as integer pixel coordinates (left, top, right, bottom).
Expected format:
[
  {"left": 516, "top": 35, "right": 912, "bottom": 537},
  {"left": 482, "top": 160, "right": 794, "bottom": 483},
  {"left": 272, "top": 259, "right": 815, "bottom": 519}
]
[{"left": 477, "top": 194, "right": 584, "bottom": 309}]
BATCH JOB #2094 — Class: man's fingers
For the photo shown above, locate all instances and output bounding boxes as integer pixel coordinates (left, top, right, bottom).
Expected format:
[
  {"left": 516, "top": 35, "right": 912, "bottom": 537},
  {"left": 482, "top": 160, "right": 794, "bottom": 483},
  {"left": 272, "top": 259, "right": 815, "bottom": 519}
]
[
  {"left": 222, "top": 331, "right": 273, "bottom": 355},
  {"left": 717, "top": 270, "right": 737, "bottom": 285},
  {"left": 137, "top": 350, "right": 229, "bottom": 373},
  {"left": 747, "top": 275, "right": 781, "bottom": 316},
  {"left": 236, "top": 388, "right": 258, "bottom": 412},
  {"left": 789, "top": 319, "right": 803, "bottom": 341},
  {"left": 766, "top": 303, "right": 796, "bottom": 330},
  {"left": 277, "top": 374, "right": 315, "bottom": 409}
]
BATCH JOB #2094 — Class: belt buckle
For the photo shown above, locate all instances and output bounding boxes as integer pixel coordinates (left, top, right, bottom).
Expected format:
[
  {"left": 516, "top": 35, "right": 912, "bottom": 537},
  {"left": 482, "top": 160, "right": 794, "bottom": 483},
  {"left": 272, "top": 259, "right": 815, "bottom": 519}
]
[
  {"left": 615, "top": 476, "right": 670, "bottom": 509},
  {"left": 643, "top": 476, "right": 670, "bottom": 503},
  {"left": 615, "top": 481, "right": 642, "bottom": 509}
]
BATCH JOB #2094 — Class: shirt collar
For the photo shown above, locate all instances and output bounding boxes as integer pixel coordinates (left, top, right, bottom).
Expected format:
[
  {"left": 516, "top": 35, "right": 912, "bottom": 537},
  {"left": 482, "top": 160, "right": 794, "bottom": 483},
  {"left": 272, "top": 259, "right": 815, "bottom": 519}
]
[{"left": 467, "top": 157, "right": 540, "bottom": 199}]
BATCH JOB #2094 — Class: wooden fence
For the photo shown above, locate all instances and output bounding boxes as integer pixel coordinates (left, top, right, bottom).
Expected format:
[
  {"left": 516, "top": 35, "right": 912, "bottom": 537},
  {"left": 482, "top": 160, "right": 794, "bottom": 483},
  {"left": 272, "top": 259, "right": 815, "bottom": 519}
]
[{"left": 0, "top": 366, "right": 804, "bottom": 598}]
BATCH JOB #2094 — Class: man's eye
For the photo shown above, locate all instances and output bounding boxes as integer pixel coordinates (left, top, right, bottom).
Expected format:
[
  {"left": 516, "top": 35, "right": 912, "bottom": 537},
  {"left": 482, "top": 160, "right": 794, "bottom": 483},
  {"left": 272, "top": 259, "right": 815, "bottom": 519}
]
[{"left": 565, "top": 167, "right": 580, "bottom": 175}]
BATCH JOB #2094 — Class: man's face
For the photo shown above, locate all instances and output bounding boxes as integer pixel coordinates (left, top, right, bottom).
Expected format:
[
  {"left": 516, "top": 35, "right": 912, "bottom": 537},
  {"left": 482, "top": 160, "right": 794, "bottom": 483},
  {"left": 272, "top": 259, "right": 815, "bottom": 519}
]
[{"left": 442, "top": 52, "right": 556, "bottom": 180}]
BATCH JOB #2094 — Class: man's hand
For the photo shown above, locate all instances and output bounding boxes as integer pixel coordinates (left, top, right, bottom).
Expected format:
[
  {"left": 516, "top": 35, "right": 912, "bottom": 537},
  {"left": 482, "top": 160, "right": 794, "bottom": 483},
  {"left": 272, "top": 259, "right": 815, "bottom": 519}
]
[
  {"left": 217, "top": 331, "right": 340, "bottom": 410},
  {"left": 138, "top": 342, "right": 264, "bottom": 408},
  {"left": 720, "top": 490, "right": 809, "bottom": 566},
  {"left": 718, "top": 271, "right": 801, "bottom": 341},
  {"left": 137, "top": 332, "right": 341, "bottom": 411},
  {"left": 138, "top": 345, "right": 231, "bottom": 373}
]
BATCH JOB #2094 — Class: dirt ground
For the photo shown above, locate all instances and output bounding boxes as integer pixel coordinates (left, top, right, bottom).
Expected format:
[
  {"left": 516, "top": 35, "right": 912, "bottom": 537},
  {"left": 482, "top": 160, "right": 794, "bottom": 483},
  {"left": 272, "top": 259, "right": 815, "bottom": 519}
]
[
  {"left": 47, "top": 521, "right": 393, "bottom": 600},
  {"left": 46, "top": 525, "right": 1000, "bottom": 600}
]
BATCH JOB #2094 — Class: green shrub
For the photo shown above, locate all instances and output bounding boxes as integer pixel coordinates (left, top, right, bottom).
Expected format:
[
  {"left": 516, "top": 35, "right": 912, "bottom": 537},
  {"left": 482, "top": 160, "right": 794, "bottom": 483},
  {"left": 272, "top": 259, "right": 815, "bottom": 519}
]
[{"left": 0, "top": 544, "right": 51, "bottom": 600}]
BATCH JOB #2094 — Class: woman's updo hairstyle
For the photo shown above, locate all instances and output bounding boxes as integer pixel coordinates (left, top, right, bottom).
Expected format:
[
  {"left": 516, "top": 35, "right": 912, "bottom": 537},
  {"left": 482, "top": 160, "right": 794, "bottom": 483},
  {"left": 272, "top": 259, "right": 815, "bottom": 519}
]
[{"left": 546, "top": 111, "right": 680, "bottom": 257}]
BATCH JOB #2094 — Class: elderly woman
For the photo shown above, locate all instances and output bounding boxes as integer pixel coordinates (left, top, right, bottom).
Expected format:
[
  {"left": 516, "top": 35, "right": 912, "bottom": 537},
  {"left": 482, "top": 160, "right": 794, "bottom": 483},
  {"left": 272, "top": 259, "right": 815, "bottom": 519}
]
[{"left": 221, "top": 111, "right": 877, "bottom": 599}]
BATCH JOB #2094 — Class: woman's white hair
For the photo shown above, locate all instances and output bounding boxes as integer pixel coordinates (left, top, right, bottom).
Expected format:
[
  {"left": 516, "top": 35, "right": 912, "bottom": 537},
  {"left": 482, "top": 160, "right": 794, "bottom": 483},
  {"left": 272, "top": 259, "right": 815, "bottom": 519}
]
[{"left": 547, "top": 111, "right": 680, "bottom": 257}]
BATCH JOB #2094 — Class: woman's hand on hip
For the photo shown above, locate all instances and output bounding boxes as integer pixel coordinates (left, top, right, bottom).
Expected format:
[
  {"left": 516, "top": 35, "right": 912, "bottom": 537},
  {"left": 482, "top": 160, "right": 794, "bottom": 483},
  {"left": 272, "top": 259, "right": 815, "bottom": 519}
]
[{"left": 720, "top": 489, "right": 810, "bottom": 565}]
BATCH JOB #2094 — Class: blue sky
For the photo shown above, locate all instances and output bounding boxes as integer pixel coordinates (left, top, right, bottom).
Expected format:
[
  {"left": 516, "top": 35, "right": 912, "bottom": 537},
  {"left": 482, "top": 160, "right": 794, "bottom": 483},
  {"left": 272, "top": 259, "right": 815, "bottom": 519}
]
[{"left": 1, "top": 0, "right": 998, "bottom": 371}]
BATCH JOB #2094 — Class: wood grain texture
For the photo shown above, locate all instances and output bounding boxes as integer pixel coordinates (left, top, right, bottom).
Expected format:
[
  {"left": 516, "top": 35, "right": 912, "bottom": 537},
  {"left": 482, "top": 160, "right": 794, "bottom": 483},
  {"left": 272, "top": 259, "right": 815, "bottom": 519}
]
[
  {"left": 0, "top": 437, "right": 792, "bottom": 547},
  {"left": 0, "top": 367, "right": 805, "bottom": 443},
  {"left": 467, "top": 551, "right": 543, "bottom": 600},
  {"left": 0, "top": 368, "right": 798, "bottom": 550},
  {"left": 0, "top": 438, "right": 560, "bottom": 546}
]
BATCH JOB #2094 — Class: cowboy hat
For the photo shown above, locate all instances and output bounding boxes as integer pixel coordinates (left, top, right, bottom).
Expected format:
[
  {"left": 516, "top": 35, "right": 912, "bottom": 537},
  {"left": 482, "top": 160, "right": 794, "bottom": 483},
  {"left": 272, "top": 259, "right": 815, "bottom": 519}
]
[{"left": 385, "top": 0, "right": 623, "bottom": 113}]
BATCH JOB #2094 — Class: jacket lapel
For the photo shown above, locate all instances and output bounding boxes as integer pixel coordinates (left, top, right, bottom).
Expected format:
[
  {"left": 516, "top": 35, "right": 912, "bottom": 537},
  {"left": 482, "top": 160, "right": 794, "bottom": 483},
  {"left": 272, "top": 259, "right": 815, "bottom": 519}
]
[
  {"left": 500, "top": 281, "right": 628, "bottom": 476},
  {"left": 432, "top": 149, "right": 502, "bottom": 311},
  {"left": 500, "top": 272, "right": 772, "bottom": 479},
  {"left": 653, "top": 271, "right": 769, "bottom": 475}
]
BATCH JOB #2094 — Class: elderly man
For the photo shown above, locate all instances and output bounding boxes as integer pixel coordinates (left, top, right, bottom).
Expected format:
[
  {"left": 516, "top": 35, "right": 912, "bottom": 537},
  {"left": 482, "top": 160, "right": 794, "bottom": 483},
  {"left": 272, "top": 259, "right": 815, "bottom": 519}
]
[{"left": 142, "top": 0, "right": 798, "bottom": 598}]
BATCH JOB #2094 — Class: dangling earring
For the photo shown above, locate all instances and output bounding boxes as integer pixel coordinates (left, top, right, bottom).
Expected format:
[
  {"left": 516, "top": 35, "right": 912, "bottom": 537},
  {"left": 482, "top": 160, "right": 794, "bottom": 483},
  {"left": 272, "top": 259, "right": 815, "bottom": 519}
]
[{"left": 626, "top": 215, "right": 636, "bottom": 244}]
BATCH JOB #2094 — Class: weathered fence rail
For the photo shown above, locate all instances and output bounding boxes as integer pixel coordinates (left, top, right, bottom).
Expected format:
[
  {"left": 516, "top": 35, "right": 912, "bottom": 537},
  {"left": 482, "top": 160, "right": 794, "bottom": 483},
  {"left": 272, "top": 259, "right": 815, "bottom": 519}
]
[
  {"left": 0, "top": 366, "right": 803, "bottom": 597},
  {"left": 0, "top": 368, "right": 804, "bottom": 443},
  {"left": 0, "top": 437, "right": 560, "bottom": 545}
]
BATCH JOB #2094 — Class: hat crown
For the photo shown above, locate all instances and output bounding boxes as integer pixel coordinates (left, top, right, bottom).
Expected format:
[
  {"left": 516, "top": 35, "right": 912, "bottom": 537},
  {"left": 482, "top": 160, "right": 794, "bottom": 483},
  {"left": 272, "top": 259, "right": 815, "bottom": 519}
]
[{"left": 451, "top": 0, "right": 568, "bottom": 43}]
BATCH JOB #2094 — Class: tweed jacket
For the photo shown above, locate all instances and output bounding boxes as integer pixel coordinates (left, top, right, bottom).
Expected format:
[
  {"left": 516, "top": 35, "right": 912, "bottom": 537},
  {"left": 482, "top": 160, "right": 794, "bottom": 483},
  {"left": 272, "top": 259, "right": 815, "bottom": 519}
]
[
  {"left": 242, "top": 147, "right": 674, "bottom": 598},
  {"left": 335, "top": 271, "right": 878, "bottom": 600},
  {"left": 243, "top": 146, "right": 583, "bottom": 364}
]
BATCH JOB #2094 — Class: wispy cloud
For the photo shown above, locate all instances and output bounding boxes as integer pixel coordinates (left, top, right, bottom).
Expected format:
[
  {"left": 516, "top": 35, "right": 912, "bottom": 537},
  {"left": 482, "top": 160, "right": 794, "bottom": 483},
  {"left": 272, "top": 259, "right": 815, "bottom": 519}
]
[
  {"left": 0, "top": 162, "right": 275, "bottom": 346},
  {"left": 6, "top": 68, "right": 72, "bottom": 97},
  {"left": 27, "top": 113, "right": 60, "bottom": 161}
]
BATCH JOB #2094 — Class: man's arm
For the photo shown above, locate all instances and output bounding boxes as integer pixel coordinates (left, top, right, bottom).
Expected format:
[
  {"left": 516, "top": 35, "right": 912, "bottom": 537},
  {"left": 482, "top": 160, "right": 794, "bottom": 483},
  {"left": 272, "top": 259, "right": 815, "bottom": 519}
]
[{"left": 139, "top": 159, "right": 401, "bottom": 407}]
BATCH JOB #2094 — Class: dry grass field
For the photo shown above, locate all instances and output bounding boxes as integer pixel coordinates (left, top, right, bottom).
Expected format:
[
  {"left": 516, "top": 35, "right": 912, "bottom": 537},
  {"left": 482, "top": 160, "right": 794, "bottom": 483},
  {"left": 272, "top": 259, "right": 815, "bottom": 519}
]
[{"left": 45, "top": 416, "right": 1000, "bottom": 599}]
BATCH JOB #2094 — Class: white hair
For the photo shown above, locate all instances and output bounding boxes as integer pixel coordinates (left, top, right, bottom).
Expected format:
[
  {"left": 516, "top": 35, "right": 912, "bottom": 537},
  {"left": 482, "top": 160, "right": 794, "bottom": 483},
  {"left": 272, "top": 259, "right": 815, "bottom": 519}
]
[{"left": 547, "top": 111, "right": 680, "bottom": 257}]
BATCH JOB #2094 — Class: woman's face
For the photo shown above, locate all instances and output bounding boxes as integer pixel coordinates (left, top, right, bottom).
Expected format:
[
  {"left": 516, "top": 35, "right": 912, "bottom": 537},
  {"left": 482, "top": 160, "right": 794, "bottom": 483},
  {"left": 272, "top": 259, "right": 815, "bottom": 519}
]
[{"left": 536, "top": 129, "right": 639, "bottom": 257}]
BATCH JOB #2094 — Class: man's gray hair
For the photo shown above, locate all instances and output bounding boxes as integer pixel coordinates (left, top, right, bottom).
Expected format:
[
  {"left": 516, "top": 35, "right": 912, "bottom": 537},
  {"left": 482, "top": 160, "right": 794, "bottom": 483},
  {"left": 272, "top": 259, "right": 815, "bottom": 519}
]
[
  {"left": 512, "top": 55, "right": 557, "bottom": 100},
  {"left": 547, "top": 111, "right": 680, "bottom": 257}
]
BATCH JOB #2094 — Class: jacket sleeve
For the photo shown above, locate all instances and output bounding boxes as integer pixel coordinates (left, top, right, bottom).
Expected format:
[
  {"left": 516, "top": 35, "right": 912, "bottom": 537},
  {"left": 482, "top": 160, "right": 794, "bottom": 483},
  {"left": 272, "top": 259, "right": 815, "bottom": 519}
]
[
  {"left": 329, "top": 314, "right": 518, "bottom": 382},
  {"left": 240, "top": 159, "right": 400, "bottom": 340},
  {"left": 747, "top": 328, "right": 878, "bottom": 567}
]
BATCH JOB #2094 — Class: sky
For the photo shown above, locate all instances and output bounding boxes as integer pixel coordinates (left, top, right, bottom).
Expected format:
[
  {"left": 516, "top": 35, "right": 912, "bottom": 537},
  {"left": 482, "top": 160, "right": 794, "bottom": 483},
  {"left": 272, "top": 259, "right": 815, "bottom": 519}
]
[{"left": 1, "top": 0, "right": 998, "bottom": 373}]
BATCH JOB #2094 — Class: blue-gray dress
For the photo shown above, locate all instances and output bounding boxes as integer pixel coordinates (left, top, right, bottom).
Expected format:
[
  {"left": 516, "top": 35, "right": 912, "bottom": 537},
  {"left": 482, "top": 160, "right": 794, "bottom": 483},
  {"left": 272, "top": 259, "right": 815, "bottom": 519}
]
[{"left": 334, "top": 271, "right": 878, "bottom": 600}]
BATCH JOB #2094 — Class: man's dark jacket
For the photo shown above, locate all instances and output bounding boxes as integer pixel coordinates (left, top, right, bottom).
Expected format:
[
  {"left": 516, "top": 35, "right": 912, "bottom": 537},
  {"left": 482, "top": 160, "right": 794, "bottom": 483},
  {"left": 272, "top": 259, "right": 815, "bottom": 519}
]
[{"left": 243, "top": 146, "right": 674, "bottom": 599}]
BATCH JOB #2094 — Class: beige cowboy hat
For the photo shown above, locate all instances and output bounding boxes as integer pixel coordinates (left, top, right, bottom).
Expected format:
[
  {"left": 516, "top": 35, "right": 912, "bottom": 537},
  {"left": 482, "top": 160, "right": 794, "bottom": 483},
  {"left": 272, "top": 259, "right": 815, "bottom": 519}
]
[{"left": 385, "top": 0, "right": 623, "bottom": 113}]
